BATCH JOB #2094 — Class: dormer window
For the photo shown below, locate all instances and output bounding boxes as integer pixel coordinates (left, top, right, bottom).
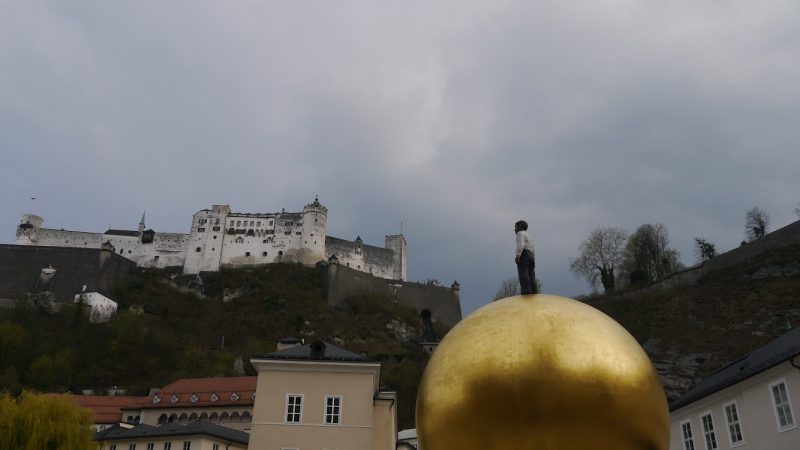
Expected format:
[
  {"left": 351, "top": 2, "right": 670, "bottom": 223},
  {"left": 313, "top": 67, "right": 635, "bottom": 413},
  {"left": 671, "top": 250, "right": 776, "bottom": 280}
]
[
  {"left": 231, "top": 392, "right": 240, "bottom": 401},
  {"left": 210, "top": 393, "right": 219, "bottom": 402},
  {"left": 190, "top": 394, "right": 199, "bottom": 403},
  {"left": 251, "top": 393, "right": 256, "bottom": 401},
  {"left": 152, "top": 395, "right": 161, "bottom": 404},
  {"left": 170, "top": 394, "right": 179, "bottom": 404}
]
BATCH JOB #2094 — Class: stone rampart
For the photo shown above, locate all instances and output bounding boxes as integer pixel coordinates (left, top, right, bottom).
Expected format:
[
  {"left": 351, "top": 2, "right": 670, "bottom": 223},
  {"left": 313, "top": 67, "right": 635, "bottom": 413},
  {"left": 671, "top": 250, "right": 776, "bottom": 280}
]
[
  {"left": 0, "top": 244, "right": 135, "bottom": 302},
  {"left": 324, "top": 263, "right": 462, "bottom": 327}
]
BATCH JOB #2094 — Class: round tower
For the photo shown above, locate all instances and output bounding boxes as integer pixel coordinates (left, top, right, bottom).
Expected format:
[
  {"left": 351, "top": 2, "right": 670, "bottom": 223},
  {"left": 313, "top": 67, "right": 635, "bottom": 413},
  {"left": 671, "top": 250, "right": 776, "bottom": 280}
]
[
  {"left": 16, "top": 214, "right": 43, "bottom": 245},
  {"left": 301, "top": 197, "right": 328, "bottom": 264}
]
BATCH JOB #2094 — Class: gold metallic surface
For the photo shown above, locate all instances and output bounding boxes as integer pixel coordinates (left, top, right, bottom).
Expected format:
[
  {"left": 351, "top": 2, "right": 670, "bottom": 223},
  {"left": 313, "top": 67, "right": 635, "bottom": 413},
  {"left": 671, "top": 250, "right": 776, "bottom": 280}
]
[{"left": 416, "top": 294, "right": 669, "bottom": 450}]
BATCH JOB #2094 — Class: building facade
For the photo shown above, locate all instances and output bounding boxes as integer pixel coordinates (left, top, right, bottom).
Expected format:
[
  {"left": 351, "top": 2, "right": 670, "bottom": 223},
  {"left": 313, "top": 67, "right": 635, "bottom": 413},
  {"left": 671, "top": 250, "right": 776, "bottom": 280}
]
[
  {"left": 15, "top": 198, "right": 407, "bottom": 280},
  {"left": 249, "top": 340, "right": 397, "bottom": 450},
  {"left": 669, "top": 327, "right": 800, "bottom": 450}
]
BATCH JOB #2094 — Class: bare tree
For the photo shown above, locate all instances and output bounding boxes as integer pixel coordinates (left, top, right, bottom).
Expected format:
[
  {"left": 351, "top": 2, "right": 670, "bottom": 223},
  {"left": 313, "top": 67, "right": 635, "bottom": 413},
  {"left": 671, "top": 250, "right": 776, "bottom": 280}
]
[
  {"left": 493, "top": 278, "right": 519, "bottom": 301},
  {"left": 569, "top": 227, "right": 627, "bottom": 293},
  {"left": 745, "top": 207, "right": 770, "bottom": 241},
  {"left": 622, "top": 223, "right": 683, "bottom": 285},
  {"left": 794, "top": 202, "right": 800, "bottom": 219},
  {"left": 493, "top": 277, "right": 542, "bottom": 301},
  {"left": 693, "top": 237, "right": 716, "bottom": 263}
]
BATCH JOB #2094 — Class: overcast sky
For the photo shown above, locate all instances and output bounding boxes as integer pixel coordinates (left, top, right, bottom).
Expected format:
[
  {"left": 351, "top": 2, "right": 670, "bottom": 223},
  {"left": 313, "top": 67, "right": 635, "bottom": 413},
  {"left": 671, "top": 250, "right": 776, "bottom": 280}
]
[{"left": 2, "top": 1, "right": 799, "bottom": 315}]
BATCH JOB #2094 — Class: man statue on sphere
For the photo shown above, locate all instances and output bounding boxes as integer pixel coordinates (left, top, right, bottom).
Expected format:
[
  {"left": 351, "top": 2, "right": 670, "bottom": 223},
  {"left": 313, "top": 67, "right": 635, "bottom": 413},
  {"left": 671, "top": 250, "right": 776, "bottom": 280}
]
[{"left": 514, "top": 220, "right": 537, "bottom": 295}]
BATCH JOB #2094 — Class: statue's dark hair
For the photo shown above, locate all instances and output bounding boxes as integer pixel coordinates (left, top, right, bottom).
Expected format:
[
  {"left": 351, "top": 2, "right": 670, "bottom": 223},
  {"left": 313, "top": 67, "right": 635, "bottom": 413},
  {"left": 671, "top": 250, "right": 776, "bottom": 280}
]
[{"left": 515, "top": 220, "right": 528, "bottom": 231}]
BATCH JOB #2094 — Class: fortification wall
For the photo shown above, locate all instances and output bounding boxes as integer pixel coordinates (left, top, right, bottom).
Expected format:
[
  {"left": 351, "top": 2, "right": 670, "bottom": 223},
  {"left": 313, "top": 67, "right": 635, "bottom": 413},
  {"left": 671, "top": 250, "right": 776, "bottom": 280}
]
[
  {"left": 325, "top": 237, "right": 396, "bottom": 280},
  {"left": 324, "top": 263, "right": 462, "bottom": 327},
  {"left": 35, "top": 229, "right": 104, "bottom": 248},
  {"left": 0, "top": 244, "right": 135, "bottom": 302}
]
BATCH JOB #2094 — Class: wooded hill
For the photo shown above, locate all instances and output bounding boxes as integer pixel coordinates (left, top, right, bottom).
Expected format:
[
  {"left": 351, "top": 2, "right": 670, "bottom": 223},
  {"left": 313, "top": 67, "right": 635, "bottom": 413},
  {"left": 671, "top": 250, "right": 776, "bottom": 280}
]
[{"left": 0, "top": 264, "right": 445, "bottom": 429}]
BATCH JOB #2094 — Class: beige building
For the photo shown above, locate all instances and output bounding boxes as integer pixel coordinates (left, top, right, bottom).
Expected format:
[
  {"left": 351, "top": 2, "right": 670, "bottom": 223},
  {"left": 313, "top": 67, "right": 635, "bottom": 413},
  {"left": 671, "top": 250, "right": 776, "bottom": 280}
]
[
  {"left": 670, "top": 326, "right": 800, "bottom": 450},
  {"left": 94, "top": 421, "right": 249, "bottom": 450},
  {"left": 249, "top": 340, "right": 397, "bottom": 450}
]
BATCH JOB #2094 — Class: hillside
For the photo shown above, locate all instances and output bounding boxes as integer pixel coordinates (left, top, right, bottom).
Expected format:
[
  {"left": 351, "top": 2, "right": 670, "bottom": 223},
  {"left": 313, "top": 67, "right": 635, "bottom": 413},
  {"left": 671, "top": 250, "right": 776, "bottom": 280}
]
[
  {"left": 0, "top": 263, "right": 445, "bottom": 428},
  {"left": 588, "top": 243, "right": 800, "bottom": 401}
]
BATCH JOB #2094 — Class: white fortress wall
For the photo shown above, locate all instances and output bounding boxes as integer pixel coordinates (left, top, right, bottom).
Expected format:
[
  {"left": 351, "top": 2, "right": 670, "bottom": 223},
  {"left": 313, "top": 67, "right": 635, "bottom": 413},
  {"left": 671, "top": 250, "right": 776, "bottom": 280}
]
[{"left": 325, "top": 236, "right": 396, "bottom": 280}]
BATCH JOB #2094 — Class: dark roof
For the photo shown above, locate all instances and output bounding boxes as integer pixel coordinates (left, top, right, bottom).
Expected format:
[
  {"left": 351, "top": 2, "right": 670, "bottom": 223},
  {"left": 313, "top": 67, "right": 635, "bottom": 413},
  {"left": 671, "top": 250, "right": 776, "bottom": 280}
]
[
  {"left": 670, "top": 326, "right": 800, "bottom": 411},
  {"left": 104, "top": 229, "right": 140, "bottom": 237},
  {"left": 256, "top": 341, "right": 370, "bottom": 362},
  {"left": 277, "top": 337, "right": 302, "bottom": 343},
  {"left": 95, "top": 421, "right": 249, "bottom": 445}
]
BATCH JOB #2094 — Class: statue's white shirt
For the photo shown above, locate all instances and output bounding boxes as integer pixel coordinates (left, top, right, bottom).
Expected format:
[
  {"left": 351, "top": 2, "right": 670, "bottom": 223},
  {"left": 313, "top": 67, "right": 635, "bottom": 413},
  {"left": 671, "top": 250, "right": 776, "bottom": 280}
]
[{"left": 516, "top": 230, "right": 534, "bottom": 257}]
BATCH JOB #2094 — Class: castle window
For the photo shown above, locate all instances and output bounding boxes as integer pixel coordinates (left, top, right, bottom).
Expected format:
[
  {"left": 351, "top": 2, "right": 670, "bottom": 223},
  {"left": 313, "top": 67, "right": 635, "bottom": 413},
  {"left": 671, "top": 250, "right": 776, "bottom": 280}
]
[
  {"left": 257, "top": 221, "right": 261, "bottom": 227},
  {"left": 285, "top": 221, "right": 293, "bottom": 226},
  {"left": 266, "top": 230, "right": 274, "bottom": 235},
  {"left": 297, "top": 222, "right": 302, "bottom": 226},
  {"left": 250, "top": 221, "right": 254, "bottom": 226},
  {"left": 196, "top": 247, "right": 201, "bottom": 252},
  {"left": 230, "top": 220, "right": 234, "bottom": 226},
  {"left": 213, "top": 235, "right": 217, "bottom": 239},
  {"left": 198, "top": 228, "right": 205, "bottom": 232},
  {"left": 285, "top": 231, "right": 291, "bottom": 235},
  {"left": 262, "top": 252, "right": 267, "bottom": 256},
  {"left": 263, "top": 240, "right": 267, "bottom": 243},
  {"left": 269, "top": 220, "right": 274, "bottom": 226},
  {"left": 296, "top": 232, "right": 301, "bottom": 235},
  {"left": 154, "top": 256, "right": 159, "bottom": 261},
  {"left": 215, "top": 218, "right": 220, "bottom": 224},
  {"left": 212, "top": 248, "right": 215, "bottom": 251},
  {"left": 236, "top": 220, "right": 241, "bottom": 226},
  {"left": 212, "top": 226, "right": 220, "bottom": 232},
  {"left": 128, "top": 250, "right": 132, "bottom": 254},
  {"left": 245, "top": 252, "right": 251, "bottom": 256}
]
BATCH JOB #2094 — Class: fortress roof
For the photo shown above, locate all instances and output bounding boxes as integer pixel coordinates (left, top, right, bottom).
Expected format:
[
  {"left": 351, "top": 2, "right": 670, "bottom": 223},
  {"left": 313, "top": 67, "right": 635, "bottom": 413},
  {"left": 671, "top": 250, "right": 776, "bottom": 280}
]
[{"left": 105, "top": 229, "right": 139, "bottom": 237}]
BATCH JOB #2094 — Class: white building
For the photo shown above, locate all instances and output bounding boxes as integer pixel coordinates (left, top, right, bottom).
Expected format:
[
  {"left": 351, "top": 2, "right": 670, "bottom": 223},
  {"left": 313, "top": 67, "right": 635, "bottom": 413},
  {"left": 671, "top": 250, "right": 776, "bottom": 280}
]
[
  {"left": 15, "top": 198, "right": 407, "bottom": 280},
  {"left": 73, "top": 292, "right": 118, "bottom": 323},
  {"left": 669, "top": 326, "right": 800, "bottom": 450}
]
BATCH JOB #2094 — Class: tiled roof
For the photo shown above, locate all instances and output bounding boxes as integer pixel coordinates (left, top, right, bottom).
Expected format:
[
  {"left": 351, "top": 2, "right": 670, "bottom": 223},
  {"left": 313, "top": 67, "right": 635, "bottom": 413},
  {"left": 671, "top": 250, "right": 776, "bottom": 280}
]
[
  {"left": 95, "top": 421, "right": 249, "bottom": 445},
  {"left": 69, "top": 395, "right": 144, "bottom": 424},
  {"left": 137, "top": 376, "right": 257, "bottom": 409},
  {"left": 104, "top": 229, "right": 140, "bottom": 237},
  {"left": 256, "top": 341, "right": 369, "bottom": 362},
  {"left": 670, "top": 326, "right": 800, "bottom": 411}
]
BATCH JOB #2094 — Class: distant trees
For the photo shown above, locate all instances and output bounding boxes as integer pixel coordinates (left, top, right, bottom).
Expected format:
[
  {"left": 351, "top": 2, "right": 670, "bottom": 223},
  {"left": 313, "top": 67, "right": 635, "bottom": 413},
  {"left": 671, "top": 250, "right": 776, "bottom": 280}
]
[
  {"left": 694, "top": 237, "right": 717, "bottom": 263},
  {"left": 794, "top": 202, "right": 800, "bottom": 219},
  {"left": 0, "top": 391, "right": 94, "bottom": 450},
  {"left": 622, "top": 224, "right": 683, "bottom": 286},
  {"left": 493, "top": 277, "right": 541, "bottom": 301},
  {"left": 745, "top": 207, "right": 770, "bottom": 241},
  {"left": 570, "top": 227, "right": 627, "bottom": 293}
]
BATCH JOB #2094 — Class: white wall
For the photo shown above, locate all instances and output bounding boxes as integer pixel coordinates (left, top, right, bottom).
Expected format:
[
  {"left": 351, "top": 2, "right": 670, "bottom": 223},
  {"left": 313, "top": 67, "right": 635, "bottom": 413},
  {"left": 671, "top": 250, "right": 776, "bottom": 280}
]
[{"left": 74, "top": 292, "right": 118, "bottom": 323}]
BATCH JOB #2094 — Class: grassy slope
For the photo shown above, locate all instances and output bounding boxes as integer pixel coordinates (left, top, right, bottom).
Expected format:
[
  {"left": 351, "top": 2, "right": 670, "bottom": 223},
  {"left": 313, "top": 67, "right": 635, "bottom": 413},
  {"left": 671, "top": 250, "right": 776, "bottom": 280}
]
[
  {"left": 587, "top": 244, "right": 800, "bottom": 400},
  {"left": 0, "top": 263, "right": 438, "bottom": 428}
]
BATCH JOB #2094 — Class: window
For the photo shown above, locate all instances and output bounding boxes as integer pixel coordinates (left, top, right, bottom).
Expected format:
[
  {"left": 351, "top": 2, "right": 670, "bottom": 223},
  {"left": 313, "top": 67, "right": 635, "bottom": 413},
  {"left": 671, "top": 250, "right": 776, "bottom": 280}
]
[
  {"left": 154, "top": 255, "right": 159, "bottom": 261},
  {"left": 681, "top": 421, "right": 695, "bottom": 450},
  {"left": 163, "top": 444, "right": 171, "bottom": 450},
  {"left": 129, "top": 445, "right": 136, "bottom": 450},
  {"left": 257, "top": 221, "right": 261, "bottom": 227},
  {"left": 110, "top": 446, "right": 117, "bottom": 450},
  {"left": 250, "top": 221, "right": 255, "bottom": 226},
  {"left": 170, "top": 394, "right": 179, "bottom": 403},
  {"left": 147, "top": 444, "right": 155, "bottom": 450},
  {"left": 183, "top": 442, "right": 191, "bottom": 450},
  {"left": 285, "top": 221, "right": 293, "bottom": 226},
  {"left": 286, "top": 394, "right": 303, "bottom": 423},
  {"left": 285, "top": 231, "right": 291, "bottom": 235},
  {"left": 212, "top": 226, "right": 220, "bottom": 232},
  {"left": 295, "top": 232, "right": 301, "bottom": 235},
  {"left": 152, "top": 395, "right": 160, "bottom": 404},
  {"left": 210, "top": 393, "right": 219, "bottom": 402},
  {"left": 770, "top": 380, "right": 796, "bottom": 430},
  {"left": 724, "top": 401, "right": 744, "bottom": 446},
  {"left": 195, "top": 247, "right": 201, "bottom": 252},
  {"left": 245, "top": 252, "right": 250, "bottom": 257},
  {"left": 197, "top": 228, "right": 205, "bottom": 232},
  {"left": 266, "top": 230, "right": 274, "bottom": 235},
  {"left": 701, "top": 412, "right": 717, "bottom": 450},
  {"left": 230, "top": 220, "right": 234, "bottom": 226},
  {"left": 269, "top": 220, "right": 274, "bottom": 226},
  {"left": 213, "top": 445, "right": 219, "bottom": 450},
  {"left": 325, "top": 395, "right": 342, "bottom": 424},
  {"left": 190, "top": 394, "right": 198, "bottom": 403},
  {"left": 231, "top": 392, "right": 240, "bottom": 401},
  {"left": 262, "top": 252, "right": 267, "bottom": 256},
  {"left": 236, "top": 220, "right": 241, "bottom": 226}
]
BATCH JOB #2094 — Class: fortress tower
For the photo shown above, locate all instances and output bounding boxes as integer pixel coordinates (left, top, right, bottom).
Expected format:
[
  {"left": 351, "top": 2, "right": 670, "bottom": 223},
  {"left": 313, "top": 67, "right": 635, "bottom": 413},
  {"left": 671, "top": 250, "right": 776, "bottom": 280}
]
[
  {"left": 183, "top": 204, "right": 231, "bottom": 274},
  {"left": 385, "top": 234, "right": 407, "bottom": 281},
  {"left": 300, "top": 197, "right": 328, "bottom": 265},
  {"left": 15, "top": 214, "right": 43, "bottom": 245}
]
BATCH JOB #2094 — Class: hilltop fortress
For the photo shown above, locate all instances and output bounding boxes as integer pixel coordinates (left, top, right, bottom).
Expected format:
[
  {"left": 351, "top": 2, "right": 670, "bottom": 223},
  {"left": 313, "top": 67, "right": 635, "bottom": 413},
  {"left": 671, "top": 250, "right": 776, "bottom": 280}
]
[{"left": 15, "top": 198, "right": 408, "bottom": 280}]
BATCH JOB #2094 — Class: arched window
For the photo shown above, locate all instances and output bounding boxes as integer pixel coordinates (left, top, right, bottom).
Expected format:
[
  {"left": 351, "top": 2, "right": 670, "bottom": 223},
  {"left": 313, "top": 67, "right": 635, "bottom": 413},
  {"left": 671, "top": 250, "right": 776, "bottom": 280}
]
[
  {"left": 127, "top": 415, "right": 134, "bottom": 424},
  {"left": 168, "top": 413, "right": 178, "bottom": 423},
  {"left": 134, "top": 416, "right": 140, "bottom": 425},
  {"left": 230, "top": 412, "right": 241, "bottom": 422},
  {"left": 189, "top": 413, "right": 198, "bottom": 422},
  {"left": 178, "top": 413, "right": 188, "bottom": 424},
  {"left": 158, "top": 414, "right": 168, "bottom": 425},
  {"left": 235, "top": 237, "right": 244, "bottom": 244},
  {"left": 199, "top": 413, "right": 209, "bottom": 421},
  {"left": 209, "top": 412, "right": 219, "bottom": 422},
  {"left": 241, "top": 411, "right": 252, "bottom": 422},
  {"left": 220, "top": 412, "right": 230, "bottom": 423}
]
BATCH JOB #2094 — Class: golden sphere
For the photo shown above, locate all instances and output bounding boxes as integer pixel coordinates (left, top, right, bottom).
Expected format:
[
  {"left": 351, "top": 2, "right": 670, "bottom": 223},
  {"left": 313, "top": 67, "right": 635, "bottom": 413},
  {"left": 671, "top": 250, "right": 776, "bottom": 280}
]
[{"left": 416, "top": 294, "right": 669, "bottom": 450}]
